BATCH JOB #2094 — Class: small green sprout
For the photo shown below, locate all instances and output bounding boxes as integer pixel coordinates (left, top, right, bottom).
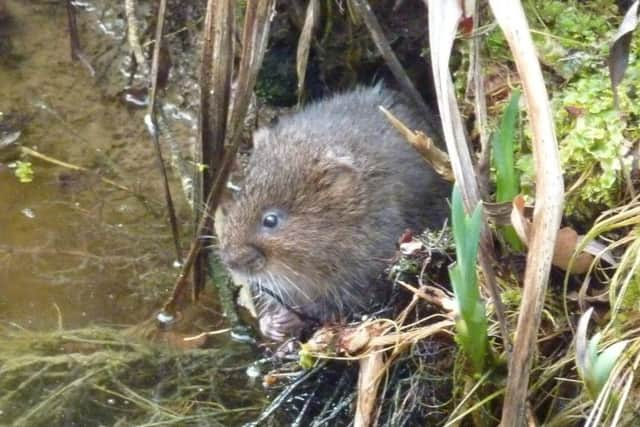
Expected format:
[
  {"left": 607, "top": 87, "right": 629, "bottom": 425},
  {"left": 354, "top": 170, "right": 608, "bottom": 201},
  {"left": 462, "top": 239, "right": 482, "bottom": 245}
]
[
  {"left": 13, "top": 160, "right": 34, "bottom": 183},
  {"left": 298, "top": 343, "right": 317, "bottom": 369},
  {"left": 575, "top": 307, "right": 628, "bottom": 399},
  {"left": 449, "top": 186, "right": 488, "bottom": 374},
  {"left": 491, "top": 89, "right": 523, "bottom": 251}
]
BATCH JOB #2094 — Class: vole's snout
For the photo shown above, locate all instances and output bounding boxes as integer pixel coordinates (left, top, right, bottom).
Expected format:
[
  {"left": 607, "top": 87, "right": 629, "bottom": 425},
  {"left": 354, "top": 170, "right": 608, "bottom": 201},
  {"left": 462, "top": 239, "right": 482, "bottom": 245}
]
[{"left": 223, "top": 244, "right": 266, "bottom": 274}]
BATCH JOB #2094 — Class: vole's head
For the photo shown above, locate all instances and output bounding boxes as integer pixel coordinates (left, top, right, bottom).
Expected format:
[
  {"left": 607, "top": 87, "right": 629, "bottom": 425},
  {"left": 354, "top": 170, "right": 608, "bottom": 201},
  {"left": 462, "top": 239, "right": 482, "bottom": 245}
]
[{"left": 217, "top": 126, "right": 368, "bottom": 308}]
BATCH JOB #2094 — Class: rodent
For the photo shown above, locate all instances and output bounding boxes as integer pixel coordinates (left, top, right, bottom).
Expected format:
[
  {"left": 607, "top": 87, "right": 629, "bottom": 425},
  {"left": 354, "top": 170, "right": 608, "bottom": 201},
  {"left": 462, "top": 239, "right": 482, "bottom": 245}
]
[{"left": 217, "top": 86, "right": 450, "bottom": 341}]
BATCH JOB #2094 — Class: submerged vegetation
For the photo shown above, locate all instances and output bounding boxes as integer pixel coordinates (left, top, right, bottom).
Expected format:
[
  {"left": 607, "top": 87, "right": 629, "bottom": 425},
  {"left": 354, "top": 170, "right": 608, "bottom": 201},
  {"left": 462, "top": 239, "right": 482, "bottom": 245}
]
[
  {"left": 0, "top": 326, "right": 265, "bottom": 426},
  {"left": 2, "top": 0, "right": 640, "bottom": 426}
]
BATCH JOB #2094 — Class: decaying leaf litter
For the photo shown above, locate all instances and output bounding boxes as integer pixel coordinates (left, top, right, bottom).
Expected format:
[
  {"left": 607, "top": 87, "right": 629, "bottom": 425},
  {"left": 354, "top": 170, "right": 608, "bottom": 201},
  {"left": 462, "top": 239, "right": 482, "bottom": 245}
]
[{"left": 2, "top": 0, "right": 640, "bottom": 426}]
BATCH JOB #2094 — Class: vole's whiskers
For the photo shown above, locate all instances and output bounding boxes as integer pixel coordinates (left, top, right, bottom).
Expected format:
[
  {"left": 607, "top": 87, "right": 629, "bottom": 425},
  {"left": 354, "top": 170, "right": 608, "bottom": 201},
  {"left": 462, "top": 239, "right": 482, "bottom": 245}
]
[{"left": 276, "top": 263, "right": 313, "bottom": 303}]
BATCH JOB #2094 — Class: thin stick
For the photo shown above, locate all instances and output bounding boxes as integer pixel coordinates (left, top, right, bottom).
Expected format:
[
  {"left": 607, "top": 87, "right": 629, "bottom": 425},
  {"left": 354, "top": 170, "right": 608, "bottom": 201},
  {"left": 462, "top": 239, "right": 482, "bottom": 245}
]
[
  {"left": 470, "top": 4, "right": 491, "bottom": 198},
  {"left": 65, "top": 0, "right": 95, "bottom": 75},
  {"left": 487, "top": 1, "right": 565, "bottom": 425},
  {"left": 147, "top": 0, "right": 183, "bottom": 262},
  {"left": 19, "top": 147, "right": 160, "bottom": 209}
]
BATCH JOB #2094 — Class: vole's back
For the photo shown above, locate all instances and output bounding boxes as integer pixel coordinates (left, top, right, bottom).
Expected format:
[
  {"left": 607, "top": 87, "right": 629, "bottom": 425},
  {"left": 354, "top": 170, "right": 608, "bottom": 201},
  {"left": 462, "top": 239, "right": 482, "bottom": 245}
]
[
  {"left": 219, "top": 86, "right": 450, "bottom": 338},
  {"left": 264, "top": 86, "right": 450, "bottom": 230}
]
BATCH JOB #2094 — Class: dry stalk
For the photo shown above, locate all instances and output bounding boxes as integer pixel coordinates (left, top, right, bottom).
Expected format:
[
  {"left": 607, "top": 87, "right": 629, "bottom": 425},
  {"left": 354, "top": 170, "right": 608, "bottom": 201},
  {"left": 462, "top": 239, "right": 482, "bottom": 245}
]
[
  {"left": 192, "top": 0, "right": 235, "bottom": 298},
  {"left": 487, "top": 1, "right": 565, "bottom": 426},
  {"left": 379, "top": 106, "right": 454, "bottom": 182},
  {"left": 295, "top": 0, "right": 319, "bottom": 102},
  {"left": 354, "top": 351, "right": 385, "bottom": 427},
  {"left": 124, "top": 0, "right": 149, "bottom": 75},
  {"left": 146, "top": 0, "right": 182, "bottom": 262}
]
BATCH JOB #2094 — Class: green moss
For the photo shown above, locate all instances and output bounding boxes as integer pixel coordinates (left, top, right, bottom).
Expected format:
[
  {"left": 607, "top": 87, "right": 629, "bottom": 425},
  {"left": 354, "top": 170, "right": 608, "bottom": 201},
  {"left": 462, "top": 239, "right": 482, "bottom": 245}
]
[{"left": 510, "top": 0, "right": 640, "bottom": 219}]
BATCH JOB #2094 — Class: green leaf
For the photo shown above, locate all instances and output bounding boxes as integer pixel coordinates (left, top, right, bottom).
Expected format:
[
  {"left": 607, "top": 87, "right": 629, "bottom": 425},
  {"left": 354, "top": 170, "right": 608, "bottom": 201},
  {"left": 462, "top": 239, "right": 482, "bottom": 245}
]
[
  {"left": 451, "top": 186, "right": 466, "bottom": 260},
  {"left": 590, "top": 340, "right": 628, "bottom": 396},
  {"left": 491, "top": 90, "right": 523, "bottom": 251},
  {"left": 448, "top": 185, "right": 488, "bottom": 374},
  {"left": 492, "top": 90, "right": 521, "bottom": 203}
]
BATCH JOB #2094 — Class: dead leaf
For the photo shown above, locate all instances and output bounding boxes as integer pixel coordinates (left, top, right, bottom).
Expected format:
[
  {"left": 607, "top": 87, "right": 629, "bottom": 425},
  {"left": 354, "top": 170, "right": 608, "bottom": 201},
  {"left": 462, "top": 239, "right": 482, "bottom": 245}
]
[
  {"left": 552, "top": 227, "right": 594, "bottom": 274},
  {"left": 399, "top": 239, "right": 424, "bottom": 256},
  {"left": 398, "top": 229, "right": 414, "bottom": 244},
  {"left": 510, "top": 195, "right": 531, "bottom": 243},
  {"left": 510, "top": 195, "right": 609, "bottom": 274},
  {"left": 459, "top": 16, "right": 474, "bottom": 36},
  {"left": 379, "top": 106, "right": 454, "bottom": 182},
  {"left": 565, "top": 105, "right": 585, "bottom": 117}
]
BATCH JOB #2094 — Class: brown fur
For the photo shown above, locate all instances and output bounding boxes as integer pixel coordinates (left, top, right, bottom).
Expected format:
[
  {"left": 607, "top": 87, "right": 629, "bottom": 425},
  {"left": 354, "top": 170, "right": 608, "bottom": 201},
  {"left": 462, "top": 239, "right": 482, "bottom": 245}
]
[{"left": 217, "top": 86, "right": 450, "bottom": 339}]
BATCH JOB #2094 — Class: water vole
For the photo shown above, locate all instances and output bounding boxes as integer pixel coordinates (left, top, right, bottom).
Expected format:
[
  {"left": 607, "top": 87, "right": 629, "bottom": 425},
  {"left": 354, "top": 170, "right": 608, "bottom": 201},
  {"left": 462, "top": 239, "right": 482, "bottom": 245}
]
[{"left": 218, "top": 86, "right": 450, "bottom": 340}]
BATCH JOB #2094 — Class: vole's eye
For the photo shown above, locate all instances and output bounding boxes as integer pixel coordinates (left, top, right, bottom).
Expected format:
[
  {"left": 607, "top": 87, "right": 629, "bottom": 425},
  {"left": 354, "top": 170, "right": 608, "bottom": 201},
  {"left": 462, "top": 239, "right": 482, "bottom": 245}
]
[{"left": 262, "top": 213, "right": 279, "bottom": 229}]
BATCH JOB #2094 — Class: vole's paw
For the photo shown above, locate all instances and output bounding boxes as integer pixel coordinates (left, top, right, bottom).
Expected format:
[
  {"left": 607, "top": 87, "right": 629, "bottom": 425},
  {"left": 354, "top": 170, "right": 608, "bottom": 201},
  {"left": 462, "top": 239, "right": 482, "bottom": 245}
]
[{"left": 259, "top": 305, "right": 304, "bottom": 342}]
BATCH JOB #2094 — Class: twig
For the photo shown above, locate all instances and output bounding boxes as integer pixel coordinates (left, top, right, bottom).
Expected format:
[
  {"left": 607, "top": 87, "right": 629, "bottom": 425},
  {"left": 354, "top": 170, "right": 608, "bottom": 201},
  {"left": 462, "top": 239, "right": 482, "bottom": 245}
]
[
  {"left": 469, "top": 3, "right": 491, "bottom": 198},
  {"left": 19, "top": 147, "right": 158, "bottom": 209},
  {"left": 487, "top": 1, "right": 565, "bottom": 426},
  {"left": 65, "top": 0, "right": 95, "bottom": 76},
  {"left": 146, "top": 0, "right": 183, "bottom": 263}
]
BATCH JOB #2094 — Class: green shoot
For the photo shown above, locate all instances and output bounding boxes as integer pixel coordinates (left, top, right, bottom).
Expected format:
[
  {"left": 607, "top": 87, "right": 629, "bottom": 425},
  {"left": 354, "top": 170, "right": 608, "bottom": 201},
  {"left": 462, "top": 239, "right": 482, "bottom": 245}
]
[
  {"left": 449, "top": 185, "right": 488, "bottom": 374},
  {"left": 491, "top": 90, "right": 523, "bottom": 251},
  {"left": 575, "top": 307, "right": 628, "bottom": 399}
]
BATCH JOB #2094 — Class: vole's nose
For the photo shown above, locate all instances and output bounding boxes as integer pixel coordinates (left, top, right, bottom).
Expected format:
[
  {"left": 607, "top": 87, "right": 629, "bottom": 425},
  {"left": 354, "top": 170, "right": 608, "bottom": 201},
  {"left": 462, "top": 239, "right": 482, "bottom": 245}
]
[{"left": 224, "top": 245, "right": 265, "bottom": 272}]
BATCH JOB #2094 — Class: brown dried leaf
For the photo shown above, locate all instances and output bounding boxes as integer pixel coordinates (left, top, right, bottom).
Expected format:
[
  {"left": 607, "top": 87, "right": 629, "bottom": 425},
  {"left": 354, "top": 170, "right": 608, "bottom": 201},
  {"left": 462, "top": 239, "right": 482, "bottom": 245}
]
[
  {"left": 553, "top": 227, "right": 594, "bottom": 274},
  {"left": 379, "top": 106, "right": 454, "bottom": 181},
  {"left": 565, "top": 105, "right": 585, "bottom": 117},
  {"left": 399, "top": 239, "right": 424, "bottom": 256},
  {"left": 510, "top": 195, "right": 595, "bottom": 273},
  {"left": 339, "top": 325, "right": 372, "bottom": 355},
  {"left": 510, "top": 194, "right": 531, "bottom": 243}
]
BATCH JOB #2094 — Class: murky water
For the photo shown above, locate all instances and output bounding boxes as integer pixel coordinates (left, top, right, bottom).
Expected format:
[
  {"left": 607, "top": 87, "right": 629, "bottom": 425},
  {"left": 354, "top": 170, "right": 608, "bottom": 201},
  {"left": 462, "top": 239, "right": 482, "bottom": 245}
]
[{"left": 0, "top": 1, "right": 197, "bottom": 329}]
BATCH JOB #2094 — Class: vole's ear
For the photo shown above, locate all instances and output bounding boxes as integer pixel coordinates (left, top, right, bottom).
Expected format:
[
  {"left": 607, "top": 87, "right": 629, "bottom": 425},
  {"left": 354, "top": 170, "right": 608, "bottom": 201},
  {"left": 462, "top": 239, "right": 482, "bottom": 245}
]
[{"left": 315, "top": 149, "right": 360, "bottom": 193}]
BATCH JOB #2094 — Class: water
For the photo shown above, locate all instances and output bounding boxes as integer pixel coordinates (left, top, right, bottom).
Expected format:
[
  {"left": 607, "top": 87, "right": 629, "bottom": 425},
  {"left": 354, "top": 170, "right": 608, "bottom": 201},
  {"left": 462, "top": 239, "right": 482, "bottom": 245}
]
[{"left": 0, "top": 0, "right": 195, "bottom": 329}]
